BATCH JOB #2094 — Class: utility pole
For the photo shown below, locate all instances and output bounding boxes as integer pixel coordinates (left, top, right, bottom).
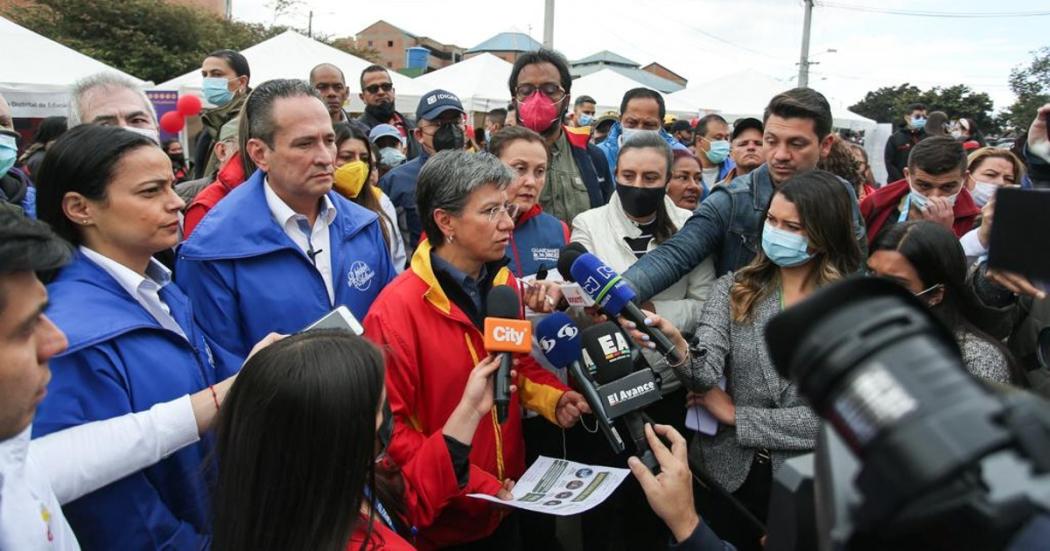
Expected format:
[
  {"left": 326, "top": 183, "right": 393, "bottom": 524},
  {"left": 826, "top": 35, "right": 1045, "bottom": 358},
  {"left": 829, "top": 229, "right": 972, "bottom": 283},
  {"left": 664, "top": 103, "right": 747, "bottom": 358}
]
[
  {"left": 308, "top": 10, "right": 313, "bottom": 38},
  {"left": 543, "top": 0, "right": 555, "bottom": 49},
  {"left": 797, "top": 0, "right": 814, "bottom": 88}
]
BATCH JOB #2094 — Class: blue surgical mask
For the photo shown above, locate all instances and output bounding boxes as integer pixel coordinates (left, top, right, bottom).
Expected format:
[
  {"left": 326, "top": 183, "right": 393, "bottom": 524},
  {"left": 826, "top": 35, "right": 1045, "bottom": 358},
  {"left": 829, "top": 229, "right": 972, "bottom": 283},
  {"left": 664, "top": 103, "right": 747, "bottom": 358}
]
[
  {"left": 910, "top": 117, "right": 927, "bottom": 131},
  {"left": 971, "top": 181, "right": 998, "bottom": 208},
  {"left": 379, "top": 147, "right": 406, "bottom": 168},
  {"left": 704, "top": 140, "right": 731, "bottom": 164},
  {"left": 0, "top": 134, "right": 16, "bottom": 179},
  {"left": 762, "top": 223, "right": 813, "bottom": 267},
  {"left": 578, "top": 114, "right": 594, "bottom": 126},
  {"left": 203, "top": 77, "right": 235, "bottom": 106},
  {"left": 908, "top": 186, "right": 929, "bottom": 210}
]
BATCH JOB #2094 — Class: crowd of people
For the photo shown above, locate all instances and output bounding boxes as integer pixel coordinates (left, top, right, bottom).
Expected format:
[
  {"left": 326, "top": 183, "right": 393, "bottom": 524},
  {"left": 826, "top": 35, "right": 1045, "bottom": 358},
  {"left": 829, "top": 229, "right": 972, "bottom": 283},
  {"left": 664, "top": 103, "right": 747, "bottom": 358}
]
[{"left": 0, "top": 42, "right": 1048, "bottom": 551}]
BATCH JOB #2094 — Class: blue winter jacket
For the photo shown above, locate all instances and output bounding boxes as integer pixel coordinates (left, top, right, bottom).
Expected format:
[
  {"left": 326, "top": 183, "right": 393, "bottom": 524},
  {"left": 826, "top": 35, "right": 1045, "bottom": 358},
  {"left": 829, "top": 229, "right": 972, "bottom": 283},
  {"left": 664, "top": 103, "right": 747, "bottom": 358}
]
[
  {"left": 34, "top": 251, "right": 241, "bottom": 550},
  {"left": 596, "top": 122, "right": 691, "bottom": 177},
  {"left": 176, "top": 169, "right": 397, "bottom": 358},
  {"left": 622, "top": 164, "right": 868, "bottom": 302},
  {"left": 379, "top": 151, "right": 427, "bottom": 254}
]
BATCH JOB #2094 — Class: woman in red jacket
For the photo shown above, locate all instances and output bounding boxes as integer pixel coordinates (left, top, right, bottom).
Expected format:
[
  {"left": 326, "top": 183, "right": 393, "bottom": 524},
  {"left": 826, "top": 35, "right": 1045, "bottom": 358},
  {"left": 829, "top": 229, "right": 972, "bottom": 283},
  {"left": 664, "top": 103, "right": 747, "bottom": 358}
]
[
  {"left": 212, "top": 329, "right": 514, "bottom": 551},
  {"left": 364, "top": 149, "right": 589, "bottom": 549}
]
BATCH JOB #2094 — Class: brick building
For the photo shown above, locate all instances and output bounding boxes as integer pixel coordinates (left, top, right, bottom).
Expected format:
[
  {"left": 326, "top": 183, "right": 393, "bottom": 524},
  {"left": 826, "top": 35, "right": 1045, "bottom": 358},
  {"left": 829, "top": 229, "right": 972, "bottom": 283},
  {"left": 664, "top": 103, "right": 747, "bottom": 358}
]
[{"left": 353, "top": 20, "right": 464, "bottom": 74}]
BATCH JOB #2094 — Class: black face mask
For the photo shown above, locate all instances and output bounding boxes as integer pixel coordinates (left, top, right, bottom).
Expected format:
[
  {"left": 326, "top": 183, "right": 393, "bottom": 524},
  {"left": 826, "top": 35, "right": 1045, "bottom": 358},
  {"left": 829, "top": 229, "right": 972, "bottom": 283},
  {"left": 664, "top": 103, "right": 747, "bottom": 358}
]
[
  {"left": 433, "top": 124, "right": 465, "bottom": 153},
  {"left": 376, "top": 400, "right": 394, "bottom": 458},
  {"left": 366, "top": 101, "right": 396, "bottom": 122},
  {"left": 168, "top": 153, "right": 185, "bottom": 166},
  {"left": 616, "top": 182, "right": 666, "bottom": 218}
]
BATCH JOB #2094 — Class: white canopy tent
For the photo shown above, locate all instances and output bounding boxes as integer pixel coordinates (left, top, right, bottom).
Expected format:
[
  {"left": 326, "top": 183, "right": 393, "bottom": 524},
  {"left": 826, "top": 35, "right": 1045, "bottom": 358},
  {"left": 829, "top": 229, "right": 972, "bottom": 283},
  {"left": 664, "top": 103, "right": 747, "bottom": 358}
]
[
  {"left": 571, "top": 69, "right": 700, "bottom": 118},
  {"left": 669, "top": 69, "right": 876, "bottom": 132},
  {"left": 156, "top": 30, "right": 424, "bottom": 114},
  {"left": 0, "top": 16, "right": 150, "bottom": 118},
  {"left": 413, "top": 53, "right": 512, "bottom": 113}
]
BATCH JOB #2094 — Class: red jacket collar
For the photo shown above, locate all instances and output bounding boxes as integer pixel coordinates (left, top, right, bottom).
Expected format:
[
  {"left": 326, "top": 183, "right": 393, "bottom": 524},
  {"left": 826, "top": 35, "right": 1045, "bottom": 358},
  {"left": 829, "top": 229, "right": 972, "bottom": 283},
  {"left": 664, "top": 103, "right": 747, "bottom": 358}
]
[
  {"left": 515, "top": 203, "right": 544, "bottom": 227},
  {"left": 216, "top": 152, "right": 246, "bottom": 191},
  {"left": 866, "top": 179, "right": 980, "bottom": 218}
]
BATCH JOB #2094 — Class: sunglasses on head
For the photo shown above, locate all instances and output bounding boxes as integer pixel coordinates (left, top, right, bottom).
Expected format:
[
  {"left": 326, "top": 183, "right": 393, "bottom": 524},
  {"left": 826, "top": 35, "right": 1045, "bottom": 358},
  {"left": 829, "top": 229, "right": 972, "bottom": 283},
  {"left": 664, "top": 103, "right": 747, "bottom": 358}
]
[{"left": 365, "top": 82, "right": 394, "bottom": 94}]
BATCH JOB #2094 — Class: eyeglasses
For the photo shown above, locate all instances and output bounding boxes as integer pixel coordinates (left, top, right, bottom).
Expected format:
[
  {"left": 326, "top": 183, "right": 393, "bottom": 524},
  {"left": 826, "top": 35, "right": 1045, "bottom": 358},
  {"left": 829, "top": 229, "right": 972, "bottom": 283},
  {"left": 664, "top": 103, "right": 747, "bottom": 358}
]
[
  {"left": 480, "top": 202, "right": 520, "bottom": 222},
  {"left": 514, "top": 83, "right": 566, "bottom": 102},
  {"left": 364, "top": 82, "right": 394, "bottom": 94}
]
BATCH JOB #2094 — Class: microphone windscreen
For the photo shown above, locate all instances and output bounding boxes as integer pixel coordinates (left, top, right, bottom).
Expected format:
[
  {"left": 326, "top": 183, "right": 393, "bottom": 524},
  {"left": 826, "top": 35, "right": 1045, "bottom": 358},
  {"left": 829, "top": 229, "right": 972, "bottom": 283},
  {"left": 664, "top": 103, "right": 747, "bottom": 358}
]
[
  {"left": 557, "top": 242, "right": 588, "bottom": 282},
  {"left": 486, "top": 284, "right": 521, "bottom": 319},
  {"left": 535, "top": 312, "right": 582, "bottom": 369},
  {"left": 569, "top": 253, "right": 637, "bottom": 315},
  {"left": 581, "top": 321, "right": 635, "bottom": 384}
]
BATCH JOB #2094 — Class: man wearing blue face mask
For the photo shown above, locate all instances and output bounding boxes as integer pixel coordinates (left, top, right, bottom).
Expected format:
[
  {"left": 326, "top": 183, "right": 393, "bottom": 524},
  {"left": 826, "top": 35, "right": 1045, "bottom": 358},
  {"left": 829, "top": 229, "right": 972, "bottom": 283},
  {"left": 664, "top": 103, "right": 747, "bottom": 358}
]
[
  {"left": 0, "top": 94, "right": 35, "bottom": 217},
  {"left": 571, "top": 95, "right": 597, "bottom": 128},
  {"left": 862, "top": 135, "right": 980, "bottom": 243},
  {"left": 884, "top": 102, "right": 928, "bottom": 182},
  {"left": 692, "top": 114, "right": 736, "bottom": 189},
  {"left": 194, "top": 49, "right": 251, "bottom": 179}
]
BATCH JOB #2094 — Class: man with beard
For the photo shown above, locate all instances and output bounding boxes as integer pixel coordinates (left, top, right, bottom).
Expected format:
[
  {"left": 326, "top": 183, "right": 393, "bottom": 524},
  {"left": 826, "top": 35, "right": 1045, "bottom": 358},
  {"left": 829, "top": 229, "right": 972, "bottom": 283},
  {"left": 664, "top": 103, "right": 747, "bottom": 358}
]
[
  {"left": 509, "top": 50, "right": 612, "bottom": 224},
  {"left": 356, "top": 65, "right": 421, "bottom": 161}
]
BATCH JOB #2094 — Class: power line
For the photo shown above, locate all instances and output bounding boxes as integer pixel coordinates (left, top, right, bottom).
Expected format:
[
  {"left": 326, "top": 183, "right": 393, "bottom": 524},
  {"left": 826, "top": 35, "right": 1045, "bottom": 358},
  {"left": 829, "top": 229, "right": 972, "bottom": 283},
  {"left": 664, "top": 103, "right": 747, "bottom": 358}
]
[{"left": 816, "top": 2, "right": 1050, "bottom": 18}]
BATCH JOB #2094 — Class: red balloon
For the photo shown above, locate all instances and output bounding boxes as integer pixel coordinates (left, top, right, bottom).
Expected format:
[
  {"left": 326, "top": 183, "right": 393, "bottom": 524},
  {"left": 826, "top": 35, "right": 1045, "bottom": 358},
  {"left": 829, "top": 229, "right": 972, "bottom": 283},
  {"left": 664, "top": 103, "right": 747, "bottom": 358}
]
[
  {"left": 159, "top": 111, "right": 185, "bottom": 134},
  {"left": 176, "top": 94, "right": 203, "bottom": 117}
]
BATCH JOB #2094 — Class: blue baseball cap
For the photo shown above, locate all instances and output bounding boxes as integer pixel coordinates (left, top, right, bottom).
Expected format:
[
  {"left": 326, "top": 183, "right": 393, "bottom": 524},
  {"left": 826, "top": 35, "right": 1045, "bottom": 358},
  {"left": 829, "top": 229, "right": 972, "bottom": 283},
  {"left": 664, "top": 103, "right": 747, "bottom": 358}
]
[
  {"left": 368, "top": 124, "right": 404, "bottom": 145},
  {"left": 416, "top": 89, "right": 464, "bottom": 121}
]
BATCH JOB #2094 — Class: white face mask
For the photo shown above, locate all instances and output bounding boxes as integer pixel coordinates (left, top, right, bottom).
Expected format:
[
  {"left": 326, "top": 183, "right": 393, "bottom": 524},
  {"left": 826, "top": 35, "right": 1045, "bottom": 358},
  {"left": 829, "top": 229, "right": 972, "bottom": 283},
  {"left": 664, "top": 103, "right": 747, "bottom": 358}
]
[
  {"left": 971, "top": 181, "right": 998, "bottom": 208},
  {"left": 124, "top": 125, "right": 160, "bottom": 144}
]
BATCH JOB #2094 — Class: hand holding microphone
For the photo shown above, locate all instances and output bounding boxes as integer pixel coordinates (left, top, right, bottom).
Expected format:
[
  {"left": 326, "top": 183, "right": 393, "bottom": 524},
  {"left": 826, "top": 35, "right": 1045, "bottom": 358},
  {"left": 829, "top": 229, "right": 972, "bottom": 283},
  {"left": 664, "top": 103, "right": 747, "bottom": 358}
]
[
  {"left": 484, "top": 285, "right": 531, "bottom": 424},
  {"left": 444, "top": 354, "right": 518, "bottom": 445},
  {"left": 558, "top": 245, "right": 685, "bottom": 365},
  {"left": 617, "top": 310, "right": 690, "bottom": 366}
]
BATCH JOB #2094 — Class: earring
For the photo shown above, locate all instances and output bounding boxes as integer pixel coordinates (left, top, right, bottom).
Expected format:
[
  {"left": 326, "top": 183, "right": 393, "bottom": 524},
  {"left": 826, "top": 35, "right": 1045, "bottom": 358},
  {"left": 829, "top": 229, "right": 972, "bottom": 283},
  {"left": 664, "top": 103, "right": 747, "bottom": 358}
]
[
  {"left": 448, "top": 233, "right": 455, "bottom": 243},
  {"left": 80, "top": 219, "right": 91, "bottom": 225}
]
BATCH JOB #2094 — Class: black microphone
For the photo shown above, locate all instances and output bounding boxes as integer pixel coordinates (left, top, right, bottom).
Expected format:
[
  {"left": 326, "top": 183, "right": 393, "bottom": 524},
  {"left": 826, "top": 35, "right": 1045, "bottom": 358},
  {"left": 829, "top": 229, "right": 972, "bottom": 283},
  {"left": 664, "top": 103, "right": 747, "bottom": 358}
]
[
  {"left": 582, "top": 321, "right": 664, "bottom": 472},
  {"left": 536, "top": 312, "right": 626, "bottom": 453},
  {"left": 484, "top": 285, "right": 530, "bottom": 424},
  {"left": 306, "top": 247, "right": 324, "bottom": 264}
]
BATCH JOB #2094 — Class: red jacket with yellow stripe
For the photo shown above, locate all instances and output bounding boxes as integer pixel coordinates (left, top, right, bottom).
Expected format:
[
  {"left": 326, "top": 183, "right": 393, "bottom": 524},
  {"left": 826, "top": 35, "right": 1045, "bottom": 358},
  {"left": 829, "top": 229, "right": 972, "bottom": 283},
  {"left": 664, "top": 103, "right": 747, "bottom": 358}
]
[{"left": 363, "top": 239, "right": 568, "bottom": 549}]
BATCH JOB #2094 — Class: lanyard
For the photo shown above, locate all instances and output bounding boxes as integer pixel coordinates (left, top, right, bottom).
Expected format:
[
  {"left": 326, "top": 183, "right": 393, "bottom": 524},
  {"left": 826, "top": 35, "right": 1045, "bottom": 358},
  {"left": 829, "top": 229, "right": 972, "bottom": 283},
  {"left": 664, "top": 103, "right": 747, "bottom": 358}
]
[{"left": 363, "top": 486, "right": 394, "bottom": 530}]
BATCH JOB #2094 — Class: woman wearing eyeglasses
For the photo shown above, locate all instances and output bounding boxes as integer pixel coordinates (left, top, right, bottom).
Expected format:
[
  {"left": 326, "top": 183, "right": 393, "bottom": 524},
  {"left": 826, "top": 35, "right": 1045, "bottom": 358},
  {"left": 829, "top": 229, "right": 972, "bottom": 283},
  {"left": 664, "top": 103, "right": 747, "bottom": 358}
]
[
  {"left": 364, "top": 150, "right": 588, "bottom": 549},
  {"left": 867, "top": 220, "right": 1019, "bottom": 385}
]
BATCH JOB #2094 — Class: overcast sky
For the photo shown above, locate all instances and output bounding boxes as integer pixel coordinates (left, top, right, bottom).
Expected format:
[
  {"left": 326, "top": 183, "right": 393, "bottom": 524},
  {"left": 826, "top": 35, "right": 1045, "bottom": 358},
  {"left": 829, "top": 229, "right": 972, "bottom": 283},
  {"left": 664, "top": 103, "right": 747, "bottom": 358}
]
[{"left": 232, "top": 0, "right": 1048, "bottom": 112}]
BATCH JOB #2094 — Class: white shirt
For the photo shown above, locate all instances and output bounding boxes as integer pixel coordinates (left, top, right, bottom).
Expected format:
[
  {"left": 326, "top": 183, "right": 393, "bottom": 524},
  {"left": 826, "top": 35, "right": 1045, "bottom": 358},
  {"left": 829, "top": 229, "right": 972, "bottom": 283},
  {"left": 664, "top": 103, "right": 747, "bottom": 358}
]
[
  {"left": 701, "top": 167, "right": 720, "bottom": 188},
  {"left": 79, "top": 247, "right": 186, "bottom": 340},
  {"left": 264, "top": 179, "right": 338, "bottom": 303},
  {"left": 960, "top": 227, "right": 988, "bottom": 267},
  {"left": 0, "top": 397, "right": 198, "bottom": 550}
]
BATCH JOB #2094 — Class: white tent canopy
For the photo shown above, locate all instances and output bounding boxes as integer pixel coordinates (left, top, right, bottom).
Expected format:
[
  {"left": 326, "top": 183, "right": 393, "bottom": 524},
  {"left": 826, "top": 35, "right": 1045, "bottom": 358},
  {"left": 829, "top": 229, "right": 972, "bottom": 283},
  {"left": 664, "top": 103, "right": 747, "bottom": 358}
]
[
  {"left": 571, "top": 69, "right": 699, "bottom": 118},
  {"left": 156, "top": 30, "right": 424, "bottom": 114},
  {"left": 413, "top": 53, "right": 512, "bottom": 113},
  {"left": 669, "top": 69, "right": 876, "bottom": 132},
  {"left": 0, "top": 16, "right": 149, "bottom": 118}
]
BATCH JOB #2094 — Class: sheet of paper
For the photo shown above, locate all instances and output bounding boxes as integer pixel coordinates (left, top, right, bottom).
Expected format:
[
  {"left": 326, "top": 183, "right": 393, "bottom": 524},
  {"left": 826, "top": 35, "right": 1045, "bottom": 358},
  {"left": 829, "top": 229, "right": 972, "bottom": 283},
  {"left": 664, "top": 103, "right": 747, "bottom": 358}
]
[
  {"left": 685, "top": 376, "right": 726, "bottom": 436},
  {"left": 468, "top": 456, "right": 630, "bottom": 516}
]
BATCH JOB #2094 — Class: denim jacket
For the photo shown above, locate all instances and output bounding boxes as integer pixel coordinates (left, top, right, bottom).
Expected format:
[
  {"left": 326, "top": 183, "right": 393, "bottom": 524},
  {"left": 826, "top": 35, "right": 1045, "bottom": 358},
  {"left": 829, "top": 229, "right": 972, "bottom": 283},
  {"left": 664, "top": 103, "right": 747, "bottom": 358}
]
[{"left": 622, "top": 164, "right": 867, "bottom": 302}]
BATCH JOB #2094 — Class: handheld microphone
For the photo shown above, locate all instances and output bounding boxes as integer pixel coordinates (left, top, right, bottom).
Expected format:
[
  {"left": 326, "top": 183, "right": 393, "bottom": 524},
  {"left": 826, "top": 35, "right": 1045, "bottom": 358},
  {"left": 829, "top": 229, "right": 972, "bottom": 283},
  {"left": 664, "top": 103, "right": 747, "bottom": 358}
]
[
  {"left": 536, "top": 312, "right": 626, "bottom": 453},
  {"left": 566, "top": 249, "right": 682, "bottom": 365},
  {"left": 582, "top": 322, "right": 664, "bottom": 472},
  {"left": 484, "top": 285, "right": 531, "bottom": 423}
]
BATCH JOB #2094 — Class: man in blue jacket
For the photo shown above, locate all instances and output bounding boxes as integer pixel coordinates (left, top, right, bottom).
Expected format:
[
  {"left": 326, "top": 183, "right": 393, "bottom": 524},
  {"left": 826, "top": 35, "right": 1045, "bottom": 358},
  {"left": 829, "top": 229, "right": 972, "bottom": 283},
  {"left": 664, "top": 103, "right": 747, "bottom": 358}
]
[
  {"left": 177, "top": 79, "right": 396, "bottom": 358},
  {"left": 509, "top": 49, "right": 613, "bottom": 224},
  {"left": 596, "top": 88, "right": 691, "bottom": 177},
  {"left": 622, "top": 87, "right": 867, "bottom": 301},
  {"left": 378, "top": 89, "right": 467, "bottom": 259}
]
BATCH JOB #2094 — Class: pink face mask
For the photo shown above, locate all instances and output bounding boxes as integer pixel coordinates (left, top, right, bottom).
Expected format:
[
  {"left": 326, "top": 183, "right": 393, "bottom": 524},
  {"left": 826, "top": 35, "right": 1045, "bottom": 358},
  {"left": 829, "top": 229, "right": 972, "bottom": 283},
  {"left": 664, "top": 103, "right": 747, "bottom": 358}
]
[{"left": 518, "top": 91, "right": 561, "bottom": 134}]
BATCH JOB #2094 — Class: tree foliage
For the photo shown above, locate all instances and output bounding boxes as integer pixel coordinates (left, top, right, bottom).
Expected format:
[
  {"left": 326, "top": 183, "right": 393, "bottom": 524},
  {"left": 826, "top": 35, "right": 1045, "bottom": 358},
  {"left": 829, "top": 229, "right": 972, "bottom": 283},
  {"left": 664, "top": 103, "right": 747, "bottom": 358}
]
[
  {"left": 5, "top": 0, "right": 286, "bottom": 84},
  {"left": 1003, "top": 47, "right": 1050, "bottom": 132},
  {"left": 850, "top": 83, "right": 997, "bottom": 134}
]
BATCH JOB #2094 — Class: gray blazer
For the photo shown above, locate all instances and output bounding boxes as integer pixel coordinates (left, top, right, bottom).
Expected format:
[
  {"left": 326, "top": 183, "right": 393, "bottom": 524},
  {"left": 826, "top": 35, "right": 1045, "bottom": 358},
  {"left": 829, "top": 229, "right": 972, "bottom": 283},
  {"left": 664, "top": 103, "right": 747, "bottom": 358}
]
[{"left": 666, "top": 274, "right": 819, "bottom": 493}]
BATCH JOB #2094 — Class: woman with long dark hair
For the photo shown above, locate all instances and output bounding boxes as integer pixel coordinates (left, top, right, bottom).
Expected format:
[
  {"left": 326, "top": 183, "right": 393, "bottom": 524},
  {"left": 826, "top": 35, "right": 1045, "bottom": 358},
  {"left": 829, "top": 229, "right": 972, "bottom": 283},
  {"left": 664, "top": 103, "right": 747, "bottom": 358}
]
[
  {"left": 622, "top": 169, "right": 863, "bottom": 551},
  {"left": 17, "top": 116, "right": 66, "bottom": 177},
  {"left": 33, "top": 124, "right": 243, "bottom": 549},
  {"left": 213, "top": 329, "right": 511, "bottom": 551},
  {"left": 868, "top": 220, "right": 1019, "bottom": 385},
  {"left": 333, "top": 122, "right": 405, "bottom": 270}
]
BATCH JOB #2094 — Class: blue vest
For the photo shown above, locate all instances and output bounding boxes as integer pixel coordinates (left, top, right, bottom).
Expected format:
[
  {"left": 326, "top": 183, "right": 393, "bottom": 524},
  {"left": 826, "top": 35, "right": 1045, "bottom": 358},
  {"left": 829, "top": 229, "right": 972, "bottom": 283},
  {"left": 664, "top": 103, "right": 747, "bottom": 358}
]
[{"left": 507, "top": 211, "right": 567, "bottom": 277}]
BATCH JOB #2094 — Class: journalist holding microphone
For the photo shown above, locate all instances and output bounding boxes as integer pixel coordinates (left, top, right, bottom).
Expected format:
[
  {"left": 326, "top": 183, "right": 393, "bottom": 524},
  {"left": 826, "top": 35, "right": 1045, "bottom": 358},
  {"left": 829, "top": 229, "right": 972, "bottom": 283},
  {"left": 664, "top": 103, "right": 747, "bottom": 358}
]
[
  {"left": 363, "top": 150, "right": 588, "bottom": 549},
  {"left": 622, "top": 169, "right": 863, "bottom": 551}
]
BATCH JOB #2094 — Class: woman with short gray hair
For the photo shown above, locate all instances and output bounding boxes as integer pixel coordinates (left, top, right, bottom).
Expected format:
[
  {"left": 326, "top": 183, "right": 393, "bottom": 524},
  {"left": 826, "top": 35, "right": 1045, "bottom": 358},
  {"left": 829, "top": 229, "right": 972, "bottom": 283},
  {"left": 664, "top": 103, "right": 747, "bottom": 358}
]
[{"left": 364, "top": 149, "right": 590, "bottom": 548}]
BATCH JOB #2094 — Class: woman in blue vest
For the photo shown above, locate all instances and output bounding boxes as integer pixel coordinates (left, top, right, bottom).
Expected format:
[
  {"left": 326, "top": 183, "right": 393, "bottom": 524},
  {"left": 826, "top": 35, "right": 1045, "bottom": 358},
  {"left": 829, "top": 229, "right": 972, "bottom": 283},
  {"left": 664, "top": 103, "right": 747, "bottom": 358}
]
[
  {"left": 34, "top": 125, "right": 243, "bottom": 550},
  {"left": 488, "top": 126, "right": 569, "bottom": 279}
]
